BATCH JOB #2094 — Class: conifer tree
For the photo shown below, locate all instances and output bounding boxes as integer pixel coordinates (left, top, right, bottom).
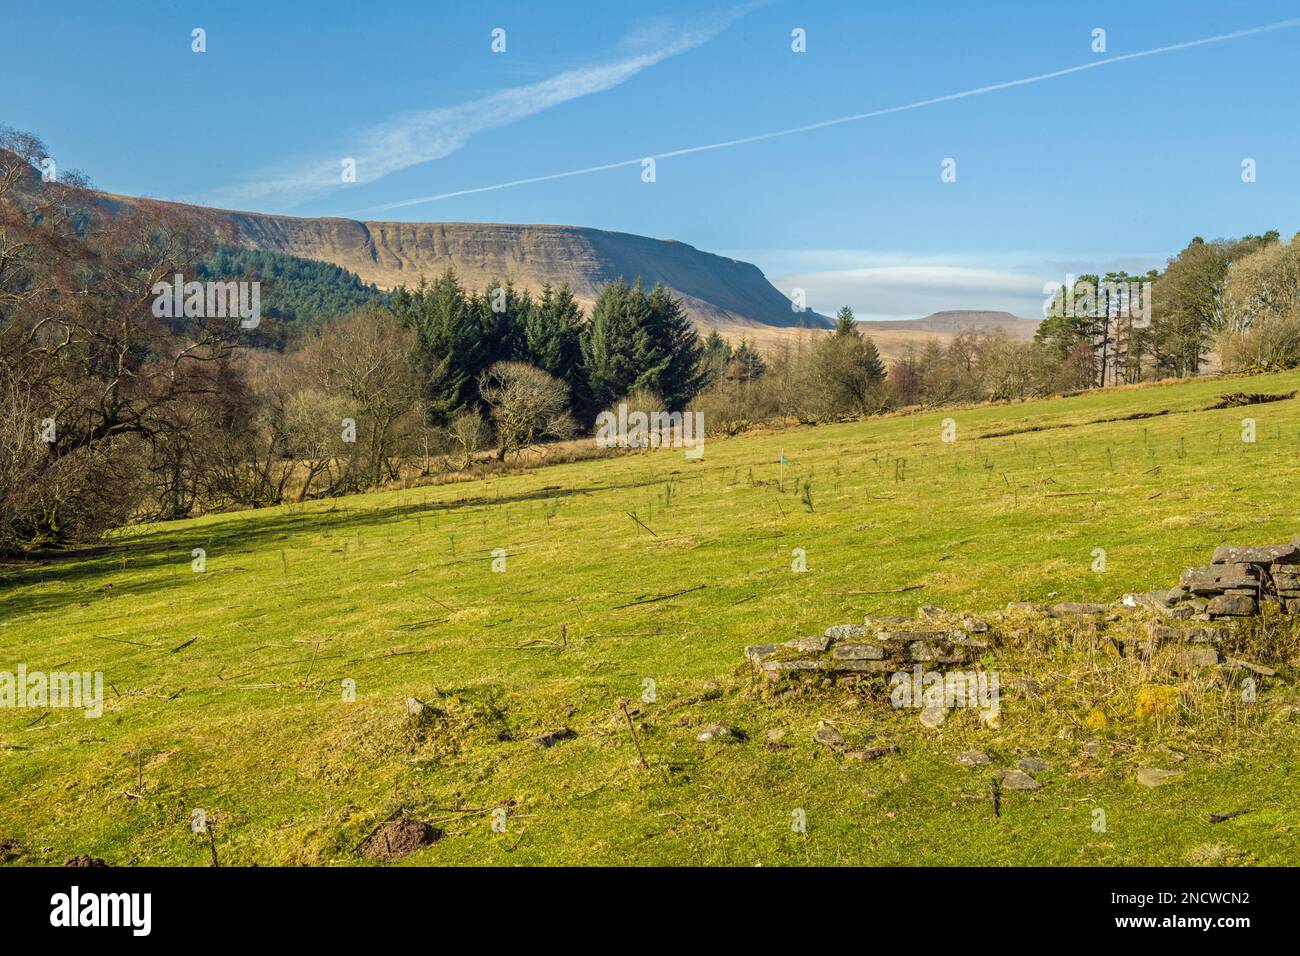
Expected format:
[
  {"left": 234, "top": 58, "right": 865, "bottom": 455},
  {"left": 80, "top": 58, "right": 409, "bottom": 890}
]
[
  {"left": 523, "top": 283, "right": 593, "bottom": 421},
  {"left": 639, "top": 283, "right": 705, "bottom": 410},
  {"left": 393, "top": 269, "right": 491, "bottom": 424},
  {"left": 730, "top": 337, "right": 767, "bottom": 382},
  {"left": 581, "top": 279, "right": 651, "bottom": 412}
]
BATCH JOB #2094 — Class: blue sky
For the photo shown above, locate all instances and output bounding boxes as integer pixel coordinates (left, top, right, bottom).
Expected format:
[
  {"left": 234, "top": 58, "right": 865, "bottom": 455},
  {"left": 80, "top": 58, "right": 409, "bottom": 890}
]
[{"left": 5, "top": 0, "right": 1298, "bottom": 319}]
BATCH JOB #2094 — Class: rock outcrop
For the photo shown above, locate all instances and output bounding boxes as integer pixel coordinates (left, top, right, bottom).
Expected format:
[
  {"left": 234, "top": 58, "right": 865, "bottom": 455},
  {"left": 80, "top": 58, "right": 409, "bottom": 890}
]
[
  {"left": 222, "top": 216, "right": 832, "bottom": 329},
  {"left": 0, "top": 149, "right": 834, "bottom": 334},
  {"left": 85, "top": 184, "right": 835, "bottom": 332}
]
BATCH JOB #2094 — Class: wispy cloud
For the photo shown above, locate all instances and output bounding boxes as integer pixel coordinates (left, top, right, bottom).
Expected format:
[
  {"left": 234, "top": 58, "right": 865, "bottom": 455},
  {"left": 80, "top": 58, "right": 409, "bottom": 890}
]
[
  {"left": 772, "top": 248, "right": 1168, "bottom": 322},
  {"left": 201, "top": 5, "right": 761, "bottom": 212},
  {"left": 372, "top": 16, "right": 1300, "bottom": 211}
]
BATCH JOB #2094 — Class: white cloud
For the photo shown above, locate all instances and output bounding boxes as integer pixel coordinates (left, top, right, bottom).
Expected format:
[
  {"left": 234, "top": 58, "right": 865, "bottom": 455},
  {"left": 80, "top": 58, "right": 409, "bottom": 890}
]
[
  {"left": 774, "top": 264, "right": 1054, "bottom": 323},
  {"left": 757, "top": 247, "right": 1168, "bottom": 322},
  {"left": 201, "top": 5, "right": 760, "bottom": 212}
]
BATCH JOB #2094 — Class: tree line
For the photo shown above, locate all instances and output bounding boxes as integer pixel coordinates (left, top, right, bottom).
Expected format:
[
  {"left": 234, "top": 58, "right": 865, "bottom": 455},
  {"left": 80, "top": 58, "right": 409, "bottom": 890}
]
[
  {"left": 1033, "top": 230, "right": 1299, "bottom": 384},
  {"left": 0, "top": 127, "right": 727, "bottom": 546},
  {"left": 4, "top": 124, "right": 1299, "bottom": 550}
]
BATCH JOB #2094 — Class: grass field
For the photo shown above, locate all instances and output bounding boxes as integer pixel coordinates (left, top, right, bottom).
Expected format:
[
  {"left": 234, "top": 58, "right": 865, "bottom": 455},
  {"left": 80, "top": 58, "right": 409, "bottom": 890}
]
[{"left": 3, "top": 370, "right": 1299, "bottom": 866}]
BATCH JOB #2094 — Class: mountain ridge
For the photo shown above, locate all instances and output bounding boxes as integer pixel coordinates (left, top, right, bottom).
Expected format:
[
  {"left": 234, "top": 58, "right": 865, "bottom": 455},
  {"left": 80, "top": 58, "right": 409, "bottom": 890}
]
[
  {"left": 858, "top": 309, "right": 1040, "bottom": 339},
  {"left": 90, "top": 183, "right": 834, "bottom": 331}
]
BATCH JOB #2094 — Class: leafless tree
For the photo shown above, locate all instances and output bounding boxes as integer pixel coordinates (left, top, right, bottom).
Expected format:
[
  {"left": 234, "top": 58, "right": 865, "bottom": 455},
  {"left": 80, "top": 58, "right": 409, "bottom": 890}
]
[
  {"left": 478, "top": 361, "right": 575, "bottom": 459},
  {"left": 445, "top": 410, "right": 488, "bottom": 470},
  {"left": 1, "top": 127, "right": 247, "bottom": 543},
  {"left": 301, "top": 306, "right": 419, "bottom": 490}
]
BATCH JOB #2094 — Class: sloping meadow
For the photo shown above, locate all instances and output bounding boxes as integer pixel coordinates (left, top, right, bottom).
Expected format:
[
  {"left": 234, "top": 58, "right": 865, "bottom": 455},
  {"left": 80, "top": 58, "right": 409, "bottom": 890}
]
[{"left": 1, "top": 369, "right": 1298, "bottom": 865}]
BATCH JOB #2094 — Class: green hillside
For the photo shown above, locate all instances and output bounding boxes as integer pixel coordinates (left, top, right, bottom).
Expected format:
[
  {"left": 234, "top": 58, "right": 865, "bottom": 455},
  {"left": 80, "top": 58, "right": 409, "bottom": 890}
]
[
  {"left": 196, "top": 245, "right": 388, "bottom": 348},
  {"left": 2, "top": 370, "right": 1298, "bottom": 866}
]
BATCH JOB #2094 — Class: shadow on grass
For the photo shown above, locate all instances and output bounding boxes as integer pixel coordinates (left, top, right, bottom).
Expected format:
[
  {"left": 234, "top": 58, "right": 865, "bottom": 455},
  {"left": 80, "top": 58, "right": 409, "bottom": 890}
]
[{"left": 0, "top": 472, "right": 679, "bottom": 622}]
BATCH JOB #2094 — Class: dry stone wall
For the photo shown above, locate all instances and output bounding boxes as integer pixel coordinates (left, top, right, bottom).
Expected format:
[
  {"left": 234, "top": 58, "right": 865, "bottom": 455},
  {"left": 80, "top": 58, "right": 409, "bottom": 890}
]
[
  {"left": 746, "top": 607, "right": 993, "bottom": 677},
  {"left": 745, "top": 542, "right": 1297, "bottom": 678},
  {"left": 1126, "top": 542, "right": 1300, "bottom": 620}
]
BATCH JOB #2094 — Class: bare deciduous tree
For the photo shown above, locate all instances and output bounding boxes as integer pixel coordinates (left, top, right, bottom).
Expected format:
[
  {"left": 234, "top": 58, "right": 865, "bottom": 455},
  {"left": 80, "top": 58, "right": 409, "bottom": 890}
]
[
  {"left": 445, "top": 410, "right": 488, "bottom": 470},
  {"left": 478, "top": 362, "right": 575, "bottom": 459},
  {"left": 302, "top": 306, "right": 418, "bottom": 490},
  {"left": 1, "top": 127, "right": 245, "bottom": 544}
]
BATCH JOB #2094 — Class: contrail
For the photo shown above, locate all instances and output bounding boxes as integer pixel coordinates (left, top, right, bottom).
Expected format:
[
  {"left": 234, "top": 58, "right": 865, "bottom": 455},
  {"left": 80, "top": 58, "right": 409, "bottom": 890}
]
[
  {"left": 203, "top": 2, "right": 771, "bottom": 211},
  {"left": 369, "top": 17, "right": 1300, "bottom": 213}
]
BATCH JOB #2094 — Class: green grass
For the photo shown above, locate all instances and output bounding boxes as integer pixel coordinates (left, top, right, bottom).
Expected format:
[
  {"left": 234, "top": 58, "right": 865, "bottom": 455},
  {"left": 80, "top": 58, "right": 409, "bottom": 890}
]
[{"left": 3, "top": 371, "right": 1299, "bottom": 866}]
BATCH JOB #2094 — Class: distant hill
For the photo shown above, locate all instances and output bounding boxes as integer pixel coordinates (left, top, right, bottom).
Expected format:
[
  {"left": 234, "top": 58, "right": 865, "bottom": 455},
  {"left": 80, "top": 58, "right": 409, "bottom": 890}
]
[
  {"left": 858, "top": 310, "right": 1040, "bottom": 340},
  {"left": 728, "top": 309, "right": 1045, "bottom": 365},
  {"left": 1, "top": 147, "right": 830, "bottom": 332},
  {"left": 217, "top": 214, "right": 832, "bottom": 331}
]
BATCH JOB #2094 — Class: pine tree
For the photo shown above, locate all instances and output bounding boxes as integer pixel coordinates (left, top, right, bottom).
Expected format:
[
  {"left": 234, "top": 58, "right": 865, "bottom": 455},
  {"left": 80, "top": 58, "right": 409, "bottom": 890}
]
[
  {"left": 581, "top": 280, "right": 706, "bottom": 413},
  {"left": 638, "top": 283, "right": 705, "bottom": 410},
  {"left": 581, "top": 279, "right": 651, "bottom": 411},
  {"left": 730, "top": 338, "right": 767, "bottom": 382},
  {"left": 834, "top": 305, "right": 857, "bottom": 336},
  {"left": 700, "top": 329, "right": 732, "bottom": 385},
  {"left": 523, "top": 283, "right": 593, "bottom": 422},
  {"left": 476, "top": 279, "right": 528, "bottom": 369},
  {"left": 393, "top": 269, "right": 491, "bottom": 424},
  {"left": 811, "top": 304, "right": 887, "bottom": 415},
  {"left": 861, "top": 334, "right": 885, "bottom": 382}
]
